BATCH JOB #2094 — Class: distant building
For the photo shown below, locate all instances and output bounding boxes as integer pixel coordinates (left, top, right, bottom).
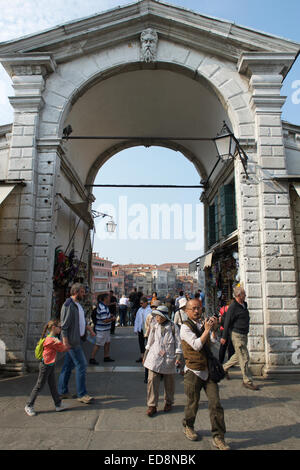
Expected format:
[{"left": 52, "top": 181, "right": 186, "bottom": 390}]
[
  {"left": 111, "top": 265, "right": 125, "bottom": 296},
  {"left": 159, "top": 263, "right": 189, "bottom": 277},
  {"left": 91, "top": 253, "right": 113, "bottom": 303}
]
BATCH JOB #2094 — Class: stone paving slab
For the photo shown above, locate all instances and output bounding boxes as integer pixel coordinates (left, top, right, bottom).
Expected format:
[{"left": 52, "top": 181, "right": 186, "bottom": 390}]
[{"left": 1, "top": 327, "right": 300, "bottom": 451}]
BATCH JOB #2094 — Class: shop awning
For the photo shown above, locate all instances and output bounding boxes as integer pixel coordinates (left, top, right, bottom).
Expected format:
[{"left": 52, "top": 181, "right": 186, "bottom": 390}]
[
  {"left": 191, "top": 252, "right": 213, "bottom": 271},
  {"left": 292, "top": 182, "right": 300, "bottom": 198},
  {"left": 57, "top": 193, "right": 94, "bottom": 229},
  {"left": 203, "top": 252, "right": 213, "bottom": 269},
  {"left": 0, "top": 184, "right": 16, "bottom": 206}
]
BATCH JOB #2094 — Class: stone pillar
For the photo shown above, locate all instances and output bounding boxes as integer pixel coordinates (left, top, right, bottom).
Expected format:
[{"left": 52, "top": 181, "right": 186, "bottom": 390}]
[
  {"left": 0, "top": 55, "right": 57, "bottom": 371},
  {"left": 238, "top": 53, "right": 300, "bottom": 375}
]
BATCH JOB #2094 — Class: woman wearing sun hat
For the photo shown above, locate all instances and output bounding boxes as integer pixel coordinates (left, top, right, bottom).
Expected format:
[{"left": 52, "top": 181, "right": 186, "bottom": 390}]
[{"left": 143, "top": 305, "right": 182, "bottom": 417}]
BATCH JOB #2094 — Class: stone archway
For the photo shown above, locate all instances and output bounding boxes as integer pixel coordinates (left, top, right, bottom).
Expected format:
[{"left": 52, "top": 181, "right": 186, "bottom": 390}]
[{"left": 0, "top": 0, "right": 299, "bottom": 374}]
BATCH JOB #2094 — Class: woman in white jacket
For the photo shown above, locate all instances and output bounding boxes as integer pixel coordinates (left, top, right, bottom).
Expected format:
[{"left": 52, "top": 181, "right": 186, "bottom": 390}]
[{"left": 143, "top": 305, "right": 182, "bottom": 417}]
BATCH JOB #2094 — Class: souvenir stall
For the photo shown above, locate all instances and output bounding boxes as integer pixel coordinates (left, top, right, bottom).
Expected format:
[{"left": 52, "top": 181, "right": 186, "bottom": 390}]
[
  {"left": 204, "top": 241, "right": 240, "bottom": 315},
  {"left": 51, "top": 246, "right": 91, "bottom": 318}
]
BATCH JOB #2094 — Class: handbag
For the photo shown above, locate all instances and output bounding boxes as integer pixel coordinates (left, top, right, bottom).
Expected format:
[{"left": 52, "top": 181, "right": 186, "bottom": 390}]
[{"left": 202, "top": 343, "right": 226, "bottom": 383}]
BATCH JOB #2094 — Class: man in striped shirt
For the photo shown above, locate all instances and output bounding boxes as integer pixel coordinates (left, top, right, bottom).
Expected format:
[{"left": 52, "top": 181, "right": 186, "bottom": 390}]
[{"left": 89, "top": 293, "right": 116, "bottom": 364}]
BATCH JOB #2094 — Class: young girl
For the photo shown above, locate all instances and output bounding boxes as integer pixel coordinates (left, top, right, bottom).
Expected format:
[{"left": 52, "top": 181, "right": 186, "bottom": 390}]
[{"left": 25, "top": 319, "right": 69, "bottom": 416}]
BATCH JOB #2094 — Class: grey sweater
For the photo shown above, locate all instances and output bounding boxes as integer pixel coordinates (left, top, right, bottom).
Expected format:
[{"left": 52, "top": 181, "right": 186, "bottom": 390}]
[{"left": 60, "top": 297, "right": 84, "bottom": 348}]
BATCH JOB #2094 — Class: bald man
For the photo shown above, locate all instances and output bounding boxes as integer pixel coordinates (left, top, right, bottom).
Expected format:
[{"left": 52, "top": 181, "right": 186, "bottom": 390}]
[
  {"left": 180, "top": 299, "right": 229, "bottom": 451},
  {"left": 221, "top": 286, "right": 259, "bottom": 391}
]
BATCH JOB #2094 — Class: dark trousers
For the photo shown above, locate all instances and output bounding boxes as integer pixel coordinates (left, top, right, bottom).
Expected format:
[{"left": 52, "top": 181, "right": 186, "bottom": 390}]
[
  {"left": 110, "top": 320, "right": 116, "bottom": 334},
  {"left": 27, "top": 362, "right": 61, "bottom": 407},
  {"left": 219, "top": 336, "right": 235, "bottom": 364},
  {"left": 183, "top": 370, "right": 226, "bottom": 438},
  {"left": 119, "top": 305, "right": 127, "bottom": 326},
  {"left": 138, "top": 330, "right": 146, "bottom": 354},
  {"left": 144, "top": 337, "right": 149, "bottom": 382}
]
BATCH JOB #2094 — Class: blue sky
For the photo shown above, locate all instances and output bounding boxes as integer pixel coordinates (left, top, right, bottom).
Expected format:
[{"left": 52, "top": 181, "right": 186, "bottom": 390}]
[{"left": 0, "top": 0, "right": 299, "bottom": 265}]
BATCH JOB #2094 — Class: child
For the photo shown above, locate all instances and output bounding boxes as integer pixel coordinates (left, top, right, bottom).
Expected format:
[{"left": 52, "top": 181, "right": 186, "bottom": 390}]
[
  {"left": 143, "top": 305, "right": 182, "bottom": 417},
  {"left": 25, "top": 319, "right": 69, "bottom": 416}
]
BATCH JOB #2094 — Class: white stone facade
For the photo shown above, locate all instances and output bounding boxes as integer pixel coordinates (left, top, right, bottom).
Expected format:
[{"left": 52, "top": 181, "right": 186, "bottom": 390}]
[{"left": 0, "top": 0, "right": 299, "bottom": 373}]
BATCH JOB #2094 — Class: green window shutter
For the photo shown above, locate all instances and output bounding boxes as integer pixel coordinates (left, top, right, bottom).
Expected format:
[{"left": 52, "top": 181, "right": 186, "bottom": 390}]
[
  {"left": 208, "top": 204, "right": 216, "bottom": 247},
  {"left": 214, "top": 195, "right": 219, "bottom": 242},
  {"left": 220, "top": 183, "right": 236, "bottom": 237}
]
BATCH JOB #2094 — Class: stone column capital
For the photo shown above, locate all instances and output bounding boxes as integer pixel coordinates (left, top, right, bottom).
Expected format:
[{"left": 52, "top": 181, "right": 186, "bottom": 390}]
[
  {"left": 238, "top": 53, "right": 296, "bottom": 114},
  {"left": 238, "top": 52, "right": 297, "bottom": 78},
  {"left": 1, "top": 55, "right": 56, "bottom": 112}
]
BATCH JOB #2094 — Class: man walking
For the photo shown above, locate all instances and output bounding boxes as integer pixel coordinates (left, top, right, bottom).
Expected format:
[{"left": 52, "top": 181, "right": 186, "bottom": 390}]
[
  {"left": 134, "top": 296, "right": 151, "bottom": 363},
  {"left": 221, "top": 286, "right": 260, "bottom": 391},
  {"left": 180, "top": 298, "right": 229, "bottom": 450},
  {"left": 58, "top": 283, "right": 95, "bottom": 404},
  {"left": 89, "top": 292, "right": 116, "bottom": 364}
]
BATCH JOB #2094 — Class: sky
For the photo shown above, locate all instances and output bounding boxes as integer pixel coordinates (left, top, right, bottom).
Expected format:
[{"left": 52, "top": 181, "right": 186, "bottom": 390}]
[{"left": 0, "top": 0, "right": 300, "bottom": 265}]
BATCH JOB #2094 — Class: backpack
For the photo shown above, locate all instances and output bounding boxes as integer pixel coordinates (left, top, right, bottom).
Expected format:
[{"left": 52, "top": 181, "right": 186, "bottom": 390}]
[{"left": 35, "top": 337, "right": 46, "bottom": 361}]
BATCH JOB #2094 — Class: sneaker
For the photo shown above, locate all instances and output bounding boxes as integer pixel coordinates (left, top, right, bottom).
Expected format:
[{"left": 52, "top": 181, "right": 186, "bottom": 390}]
[
  {"left": 77, "top": 395, "right": 93, "bottom": 404},
  {"left": 104, "top": 357, "right": 115, "bottom": 362},
  {"left": 25, "top": 405, "right": 36, "bottom": 417},
  {"left": 212, "top": 436, "right": 230, "bottom": 451},
  {"left": 89, "top": 358, "right": 99, "bottom": 365},
  {"left": 183, "top": 425, "right": 198, "bottom": 441},
  {"left": 243, "top": 382, "right": 260, "bottom": 391},
  {"left": 146, "top": 406, "right": 157, "bottom": 417},
  {"left": 55, "top": 401, "right": 68, "bottom": 412}
]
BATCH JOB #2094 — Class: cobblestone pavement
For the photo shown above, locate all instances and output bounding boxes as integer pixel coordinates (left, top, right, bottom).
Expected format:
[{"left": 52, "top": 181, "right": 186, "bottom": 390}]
[{"left": 0, "top": 327, "right": 300, "bottom": 451}]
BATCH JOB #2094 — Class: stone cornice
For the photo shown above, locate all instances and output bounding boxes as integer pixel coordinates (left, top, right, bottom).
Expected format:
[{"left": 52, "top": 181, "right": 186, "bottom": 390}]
[
  {"left": 0, "top": 1, "right": 299, "bottom": 67},
  {"left": 250, "top": 95, "right": 287, "bottom": 114},
  {"left": 9, "top": 95, "right": 45, "bottom": 112},
  {"left": 0, "top": 54, "right": 56, "bottom": 78}
]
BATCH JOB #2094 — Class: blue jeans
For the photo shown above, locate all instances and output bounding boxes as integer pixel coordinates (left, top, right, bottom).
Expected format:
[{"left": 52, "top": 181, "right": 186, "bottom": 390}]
[{"left": 58, "top": 346, "right": 88, "bottom": 398}]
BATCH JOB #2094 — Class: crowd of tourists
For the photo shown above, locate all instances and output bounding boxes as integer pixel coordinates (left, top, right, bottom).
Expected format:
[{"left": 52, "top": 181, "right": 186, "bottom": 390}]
[{"left": 24, "top": 283, "right": 259, "bottom": 451}]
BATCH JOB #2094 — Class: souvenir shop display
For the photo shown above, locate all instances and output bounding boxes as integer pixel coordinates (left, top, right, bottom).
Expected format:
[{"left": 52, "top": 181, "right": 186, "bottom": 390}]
[{"left": 204, "top": 249, "right": 239, "bottom": 315}]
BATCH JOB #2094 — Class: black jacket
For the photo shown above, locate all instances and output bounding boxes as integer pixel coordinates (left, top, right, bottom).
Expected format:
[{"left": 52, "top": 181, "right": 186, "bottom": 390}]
[{"left": 222, "top": 299, "right": 250, "bottom": 340}]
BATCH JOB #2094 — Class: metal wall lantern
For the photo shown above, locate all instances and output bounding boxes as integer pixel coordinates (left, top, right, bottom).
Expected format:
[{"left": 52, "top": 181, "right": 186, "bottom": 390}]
[
  {"left": 91, "top": 210, "right": 117, "bottom": 233},
  {"left": 213, "top": 121, "right": 249, "bottom": 178},
  {"left": 106, "top": 218, "right": 117, "bottom": 233}
]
